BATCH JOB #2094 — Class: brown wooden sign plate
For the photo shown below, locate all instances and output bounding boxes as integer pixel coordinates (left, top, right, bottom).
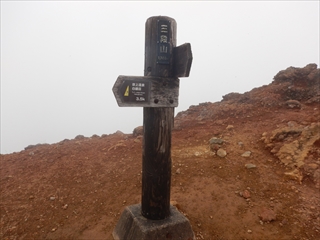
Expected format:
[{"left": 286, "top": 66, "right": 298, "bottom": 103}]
[{"left": 113, "top": 75, "right": 179, "bottom": 107}]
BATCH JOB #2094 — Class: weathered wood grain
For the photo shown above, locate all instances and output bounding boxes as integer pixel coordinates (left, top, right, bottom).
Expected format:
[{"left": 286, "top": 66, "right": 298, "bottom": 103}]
[
  {"left": 141, "top": 16, "right": 176, "bottom": 220},
  {"left": 173, "top": 43, "right": 193, "bottom": 77}
]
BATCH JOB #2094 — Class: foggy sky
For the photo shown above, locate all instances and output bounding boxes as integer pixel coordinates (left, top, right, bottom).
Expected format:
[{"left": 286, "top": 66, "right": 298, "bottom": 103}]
[{"left": 1, "top": 1, "right": 319, "bottom": 154}]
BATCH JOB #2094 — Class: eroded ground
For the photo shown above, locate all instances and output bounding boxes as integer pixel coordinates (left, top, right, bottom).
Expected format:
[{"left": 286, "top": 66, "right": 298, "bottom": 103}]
[{"left": 1, "top": 64, "right": 319, "bottom": 239}]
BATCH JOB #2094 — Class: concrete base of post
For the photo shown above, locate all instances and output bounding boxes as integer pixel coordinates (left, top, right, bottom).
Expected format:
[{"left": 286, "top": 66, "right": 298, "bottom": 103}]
[{"left": 112, "top": 204, "right": 195, "bottom": 240}]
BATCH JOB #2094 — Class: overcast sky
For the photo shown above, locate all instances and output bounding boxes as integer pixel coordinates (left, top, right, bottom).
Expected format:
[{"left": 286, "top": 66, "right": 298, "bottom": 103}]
[{"left": 1, "top": 1, "right": 319, "bottom": 154}]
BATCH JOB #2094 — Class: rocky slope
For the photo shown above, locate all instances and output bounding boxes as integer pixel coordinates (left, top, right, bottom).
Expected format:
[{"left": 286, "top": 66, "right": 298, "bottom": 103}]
[{"left": 1, "top": 64, "right": 319, "bottom": 240}]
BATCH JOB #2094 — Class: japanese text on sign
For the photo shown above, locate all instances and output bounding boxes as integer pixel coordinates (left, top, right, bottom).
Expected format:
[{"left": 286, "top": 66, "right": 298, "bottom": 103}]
[
  {"left": 132, "top": 82, "right": 145, "bottom": 91},
  {"left": 157, "top": 20, "right": 170, "bottom": 64},
  {"left": 121, "top": 80, "right": 150, "bottom": 104}
]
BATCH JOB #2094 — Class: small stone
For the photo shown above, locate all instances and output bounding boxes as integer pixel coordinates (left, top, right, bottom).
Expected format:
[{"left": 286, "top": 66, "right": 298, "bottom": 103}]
[
  {"left": 210, "top": 143, "right": 220, "bottom": 152},
  {"left": 217, "top": 148, "right": 227, "bottom": 157},
  {"left": 287, "top": 121, "right": 297, "bottom": 127},
  {"left": 247, "top": 229, "right": 252, "bottom": 233},
  {"left": 62, "top": 204, "right": 68, "bottom": 210},
  {"left": 209, "top": 137, "right": 224, "bottom": 145},
  {"left": 243, "top": 190, "right": 251, "bottom": 199},
  {"left": 259, "top": 207, "right": 276, "bottom": 222},
  {"left": 50, "top": 196, "right": 56, "bottom": 201},
  {"left": 241, "top": 151, "right": 251, "bottom": 157},
  {"left": 176, "top": 168, "right": 181, "bottom": 174},
  {"left": 51, "top": 227, "right": 57, "bottom": 232},
  {"left": 226, "top": 125, "right": 234, "bottom": 130},
  {"left": 245, "top": 163, "right": 256, "bottom": 169}
]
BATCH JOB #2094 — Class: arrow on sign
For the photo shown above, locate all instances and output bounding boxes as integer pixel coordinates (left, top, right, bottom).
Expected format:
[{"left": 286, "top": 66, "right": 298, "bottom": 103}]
[{"left": 112, "top": 76, "right": 179, "bottom": 107}]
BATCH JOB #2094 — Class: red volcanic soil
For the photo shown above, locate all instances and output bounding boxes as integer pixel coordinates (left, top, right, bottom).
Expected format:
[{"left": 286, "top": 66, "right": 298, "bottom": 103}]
[{"left": 1, "top": 64, "right": 319, "bottom": 240}]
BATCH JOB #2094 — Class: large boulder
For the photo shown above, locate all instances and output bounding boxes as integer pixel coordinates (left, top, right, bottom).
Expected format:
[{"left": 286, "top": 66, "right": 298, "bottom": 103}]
[{"left": 133, "top": 126, "right": 143, "bottom": 137}]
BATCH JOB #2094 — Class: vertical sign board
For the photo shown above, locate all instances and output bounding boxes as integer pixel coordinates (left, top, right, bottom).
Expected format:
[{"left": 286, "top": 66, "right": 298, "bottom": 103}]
[
  {"left": 141, "top": 16, "right": 177, "bottom": 220},
  {"left": 157, "top": 20, "right": 171, "bottom": 65}
]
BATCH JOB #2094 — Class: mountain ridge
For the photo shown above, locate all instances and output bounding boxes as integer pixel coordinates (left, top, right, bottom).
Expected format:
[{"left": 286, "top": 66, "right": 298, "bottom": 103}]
[{"left": 1, "top": 63, "right": 319, "bottom": 239}]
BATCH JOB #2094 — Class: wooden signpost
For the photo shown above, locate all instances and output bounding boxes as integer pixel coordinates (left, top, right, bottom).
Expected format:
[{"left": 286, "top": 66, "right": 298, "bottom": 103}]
[{"left": 112, "top": 16, "right": 194, "bottom": 239}]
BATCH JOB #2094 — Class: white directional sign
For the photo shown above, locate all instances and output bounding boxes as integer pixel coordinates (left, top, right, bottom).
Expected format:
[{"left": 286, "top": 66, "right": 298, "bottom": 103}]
[{"left": 112, "top": 75, "right": 179, "bottom": 107}]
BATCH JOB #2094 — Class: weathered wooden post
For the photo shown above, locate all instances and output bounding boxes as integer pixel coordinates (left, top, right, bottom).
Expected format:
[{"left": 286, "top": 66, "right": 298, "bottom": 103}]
[
  {"left": 112, "top": 16, "right": 194, "bottom": 240},
  {"left": 142, "top": 16, "right": 176, "bottom": 220}
]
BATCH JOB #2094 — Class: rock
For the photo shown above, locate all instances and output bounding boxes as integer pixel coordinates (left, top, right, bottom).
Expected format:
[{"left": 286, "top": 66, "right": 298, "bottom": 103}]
[
  {"left": 24, "top": 145, "right": 36, "bottom": 150},
  {"left": 217, "top": 149, "right": 227, "bottom": 157},
  {"left": 238, "top": 142, "right": 244, "bottom": 149},
  {"left": 241, "top": 151, "right": 251, "bottom": 157},
  {"left": 115, "top": 130, "right": 125, "bottom": 136},
  {"left": 194, "top": 151, "right": 201, "bottom": 157},
  {"left": 176, "top": 168, "right": 181, "bottom": 174},
  {"left": 222, "top": 92, "right": 242, "bottom": 101},
  {"left": 133, "top": 126, "right": 143, "bottom": 137},
  {"left": 285, "top": 100, "right": 301, "bottom": 109},
  {"left": 263, "top": 123, "right": 320, "bottom": 185},
  {"left": 210, "top": 143, "right": 220, "bottom": 152},
  {"left": 259, "top": 207, "right": 276, "bottom": 222},
  {"left": 75, "top": 135, "right": 85, "bottom": 140},
  {"left": 59, "top": 139, "right": 70, "bottom": 145},
  {"left": 50, "top": 196, "right": 56, "bottom": 201},
  {"left": 273, "top": 64, "right": 317, "bottom": 82},
  {"left": 226, "top": 125, "right": 234, "bottom": 130},
  {"left": 209, "top": 137, "right": 224, "bottom": 145},
  {"left": 245, "top": 163, "right": 256, "bottom": 169},
  {"left": 287, "top": 121, "right": 297, "bottom": 127},
  {"left": 284, "top": 169, "right": 303, "bottom": 184},
  {"left": 242, "top": 190, "right": 251, "bottom": 199},
  {"left": 62, "top": 204, "right": 68, "bottom": 210},
  {"left": 273, "top": 64, "right": 319, "bottom": 101},
  {"left": 209, "top": 137, "right": 224, "bottom": 152}
]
